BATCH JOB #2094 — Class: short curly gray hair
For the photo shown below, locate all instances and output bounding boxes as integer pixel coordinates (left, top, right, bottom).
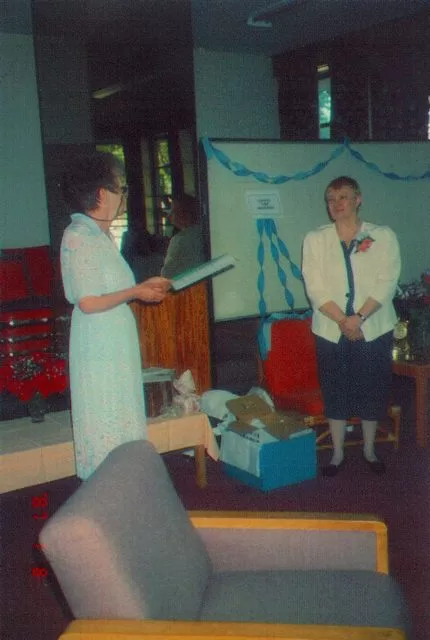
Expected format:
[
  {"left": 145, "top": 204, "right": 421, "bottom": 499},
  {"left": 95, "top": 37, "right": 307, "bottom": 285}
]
[{"left": 62, "top": 151, "right": 124, "bottom": 212}]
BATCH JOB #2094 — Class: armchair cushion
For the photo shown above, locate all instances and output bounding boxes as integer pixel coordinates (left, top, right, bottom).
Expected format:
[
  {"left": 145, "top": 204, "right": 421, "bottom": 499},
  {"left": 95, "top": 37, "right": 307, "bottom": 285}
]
[
  {"left": 40, "top": 441, "right": 212, "bottom": 621},
  {"left": 200, "top": 570, "right": 410, "bottom": 629}
]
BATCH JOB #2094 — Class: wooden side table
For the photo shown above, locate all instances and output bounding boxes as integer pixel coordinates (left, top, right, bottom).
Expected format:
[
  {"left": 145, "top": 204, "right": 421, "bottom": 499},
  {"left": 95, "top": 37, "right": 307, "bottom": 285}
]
[
  {"left": 147, "top": 412, "right": 220, "bottom": 488},
  {"left": 392, "top": 359, "right": 430, "bottom": 448}
]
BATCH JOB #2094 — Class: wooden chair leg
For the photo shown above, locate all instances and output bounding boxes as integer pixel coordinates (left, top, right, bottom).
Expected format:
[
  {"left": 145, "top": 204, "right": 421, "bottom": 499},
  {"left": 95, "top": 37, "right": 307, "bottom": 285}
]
[
  {"left": 388, "top": 405, "right": 401, "bottom": 450},
  {"left": 303, "top": 407, "right": 401, "bottom": 451},
  {"left": 194, "top": 444, "right": 207, "bottom": 488}
]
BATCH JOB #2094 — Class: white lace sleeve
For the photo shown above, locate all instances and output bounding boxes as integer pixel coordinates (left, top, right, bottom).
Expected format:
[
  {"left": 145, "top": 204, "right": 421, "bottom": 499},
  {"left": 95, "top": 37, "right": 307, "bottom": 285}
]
[{"left": 61, "top": 228, "right": 109, "bottom": 304}]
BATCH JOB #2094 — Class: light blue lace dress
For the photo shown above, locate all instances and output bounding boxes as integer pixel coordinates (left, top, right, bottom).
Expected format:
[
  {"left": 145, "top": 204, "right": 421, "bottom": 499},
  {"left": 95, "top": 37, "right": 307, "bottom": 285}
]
[{"left": 61, "top": 214, "right": 147, "bottom": 480}]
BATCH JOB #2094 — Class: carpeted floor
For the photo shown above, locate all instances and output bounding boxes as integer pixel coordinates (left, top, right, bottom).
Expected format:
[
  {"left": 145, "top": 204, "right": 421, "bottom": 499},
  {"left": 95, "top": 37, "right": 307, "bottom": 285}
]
[{"left": 1, "top": 409, "right": 429, "bottom": 640}]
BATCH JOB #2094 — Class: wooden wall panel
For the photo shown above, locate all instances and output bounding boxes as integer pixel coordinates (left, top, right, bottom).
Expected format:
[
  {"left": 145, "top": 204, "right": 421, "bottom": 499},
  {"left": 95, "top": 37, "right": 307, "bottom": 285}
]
[
  {"left": 273, "top": 10, "right": 430, "bottom": 143},
  {"left": 130, "top": 282, "right": 211, "bottom": 394}
]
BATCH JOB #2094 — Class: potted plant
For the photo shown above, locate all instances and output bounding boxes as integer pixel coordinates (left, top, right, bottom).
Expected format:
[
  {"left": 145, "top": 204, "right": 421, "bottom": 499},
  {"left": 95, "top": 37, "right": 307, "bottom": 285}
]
[{"left": 395, "top": 270, "right": 430, "bottom": 359}]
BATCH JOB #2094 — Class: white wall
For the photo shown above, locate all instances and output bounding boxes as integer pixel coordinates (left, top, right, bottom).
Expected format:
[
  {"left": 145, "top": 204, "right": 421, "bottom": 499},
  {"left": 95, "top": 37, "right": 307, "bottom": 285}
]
[
  {"left": 0, "top": 32, "right": 50, "bottom": 248},
  {"left": 1, "top": 22, "right": 279, "bottom": 250},
  {"left": 204, "top": 140, "right": 430, "bottom": 321},
  {"left": 193, "top": 48, "right": 280, "bottom": 140}
]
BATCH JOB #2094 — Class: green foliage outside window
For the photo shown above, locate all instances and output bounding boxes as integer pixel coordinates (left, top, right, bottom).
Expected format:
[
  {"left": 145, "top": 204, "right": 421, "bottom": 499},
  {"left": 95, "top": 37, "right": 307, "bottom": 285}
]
[
  {"left": 155, "top": 139, "right": 172, "bottom": 197},
  {"left": 318, "top": 73, "right": 332, "bottom": 140},
  {"left": 96, "top": 143, "right": 125, "bottom": 166},
  {"left": 96, "top": 143, "right": 128, "bottom": 249},
  {"left": 319, "top": 90, "right": 331, "bottom": 125}
]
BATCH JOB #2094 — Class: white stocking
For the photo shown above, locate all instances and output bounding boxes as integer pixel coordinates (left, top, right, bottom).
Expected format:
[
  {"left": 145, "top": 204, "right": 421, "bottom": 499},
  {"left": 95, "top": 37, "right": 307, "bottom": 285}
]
[
  {"left": 362, "top": 420, "right": 378, "bottom": 462},
  {"left": 328, "top": 419, "right": 346, "bottom": 466}
]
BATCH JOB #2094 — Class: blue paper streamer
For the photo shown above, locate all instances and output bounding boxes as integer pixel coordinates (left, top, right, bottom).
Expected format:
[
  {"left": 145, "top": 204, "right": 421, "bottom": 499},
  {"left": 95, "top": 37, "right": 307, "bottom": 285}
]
[
  {"left": 258, "top": 309, "right": 313, "bottom": 360},
  {"left": 202, "top": 137, "right": 430, "bottom": 183},
  {"left": 255, "top": 218, "right": 305, "bottom": 355},
  {"left": 345, "top": 143, "right": 430, "bottom": 181}
]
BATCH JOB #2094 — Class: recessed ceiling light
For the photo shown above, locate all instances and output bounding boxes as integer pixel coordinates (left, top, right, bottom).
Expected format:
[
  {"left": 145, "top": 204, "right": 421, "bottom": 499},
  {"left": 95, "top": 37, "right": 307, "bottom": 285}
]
[
  {"left": 92, "top": 84, "right": 124, "bottom": 100},
  {"left": 247, "top": 0, "right": 300, "bottom": 29}
]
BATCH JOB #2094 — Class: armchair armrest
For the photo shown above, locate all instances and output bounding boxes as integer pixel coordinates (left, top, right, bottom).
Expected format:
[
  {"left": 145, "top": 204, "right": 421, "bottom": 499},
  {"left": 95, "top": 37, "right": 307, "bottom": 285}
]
[
  {"left": 57, "top": 514, "right": 404, "bottom": 640},
  {"left": 59, "top": 619, "right": 406, "bottom": 639},
  {"left": 189, "top": 511, "right": 388, "bottom": 574}
]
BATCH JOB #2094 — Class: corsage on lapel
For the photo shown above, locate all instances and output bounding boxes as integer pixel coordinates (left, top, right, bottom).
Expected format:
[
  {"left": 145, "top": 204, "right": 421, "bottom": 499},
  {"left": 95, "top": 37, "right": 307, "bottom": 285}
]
[{"left": 355, "top": 233, "right": 375, "bottom": 254}]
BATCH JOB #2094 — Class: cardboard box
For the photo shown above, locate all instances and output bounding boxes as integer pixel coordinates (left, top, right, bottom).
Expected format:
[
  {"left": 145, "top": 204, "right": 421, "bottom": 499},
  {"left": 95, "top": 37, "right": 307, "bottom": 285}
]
[
  {"left": 221, "top": 394, "right": 316, "bottom": 491},
  {"left": 226, "top": 394, "right": 309, "bottom": 440}
]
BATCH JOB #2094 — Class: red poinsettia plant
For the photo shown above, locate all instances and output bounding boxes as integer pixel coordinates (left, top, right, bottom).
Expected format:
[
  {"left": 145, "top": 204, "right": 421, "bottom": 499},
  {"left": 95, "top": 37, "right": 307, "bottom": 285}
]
[{"left": 0, "top": 352, "right": 68, "bottom": 403}]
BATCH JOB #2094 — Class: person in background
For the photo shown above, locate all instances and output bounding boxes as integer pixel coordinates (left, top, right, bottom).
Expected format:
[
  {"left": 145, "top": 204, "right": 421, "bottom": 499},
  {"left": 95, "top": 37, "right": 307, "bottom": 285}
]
[
  {"left": 61, "top": 151, "right": 170, "bottom": 480},
  {"left": 120, "top": 225, "right": 168, "bottom": 282},
  {"left": 161, "top": 194, "right": 205, "bottom": 278},
  {"left": 302, "top": 176, "right": 401, "bottom": 477}
]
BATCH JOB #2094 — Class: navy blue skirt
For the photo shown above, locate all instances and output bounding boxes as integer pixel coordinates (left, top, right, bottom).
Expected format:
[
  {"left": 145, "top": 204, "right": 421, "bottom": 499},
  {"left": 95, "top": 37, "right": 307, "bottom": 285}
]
[{"left": 315, "top": 331, "right": 393, "bottom": 421}]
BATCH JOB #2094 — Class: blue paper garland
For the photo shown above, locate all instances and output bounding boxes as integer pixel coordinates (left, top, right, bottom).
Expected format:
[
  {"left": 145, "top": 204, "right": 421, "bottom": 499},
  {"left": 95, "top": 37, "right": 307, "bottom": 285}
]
[{"left": 202, "top": 137, "right": 430, "bottom": 183}]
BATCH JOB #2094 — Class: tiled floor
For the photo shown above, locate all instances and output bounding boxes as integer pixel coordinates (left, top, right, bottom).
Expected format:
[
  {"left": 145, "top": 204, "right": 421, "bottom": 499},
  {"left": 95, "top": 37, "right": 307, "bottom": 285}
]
[{"left": 0, "top": 411, "right": 75, "bottom": 493}]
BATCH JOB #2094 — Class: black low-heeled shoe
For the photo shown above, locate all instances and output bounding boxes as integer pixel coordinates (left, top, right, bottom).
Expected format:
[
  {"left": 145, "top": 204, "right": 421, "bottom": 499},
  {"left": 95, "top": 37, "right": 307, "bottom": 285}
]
[
  {"left": 364, "top": 458, "right": 386, "bottom": 475},
  {"left": 321, "top": 460, "right": 345, "bottom": 477}
]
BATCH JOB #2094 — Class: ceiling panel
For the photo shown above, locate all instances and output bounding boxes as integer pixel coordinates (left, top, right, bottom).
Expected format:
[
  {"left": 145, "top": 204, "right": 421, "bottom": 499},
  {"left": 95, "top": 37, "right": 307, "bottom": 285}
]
[
  {"left": 192, "top": 0, "right": 430, "bottom": 55},
  {"left": 29, "top": 0, "right": 430, "bottom": 56}
]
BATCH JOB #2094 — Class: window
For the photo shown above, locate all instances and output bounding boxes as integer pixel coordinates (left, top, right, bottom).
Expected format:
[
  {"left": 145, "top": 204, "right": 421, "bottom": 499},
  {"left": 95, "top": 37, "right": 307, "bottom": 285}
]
[
  {"left": 317, "top": 64, "right": 332, "bottom": 140},
  {"left": 142, "top": 131, "right": 195, "bottom": 236},
  {"left": 153, "top": 135, "right": 173, "bottom": 236},
  {"left": 96, "top": 143, "right": 128, "bottom": 249}
]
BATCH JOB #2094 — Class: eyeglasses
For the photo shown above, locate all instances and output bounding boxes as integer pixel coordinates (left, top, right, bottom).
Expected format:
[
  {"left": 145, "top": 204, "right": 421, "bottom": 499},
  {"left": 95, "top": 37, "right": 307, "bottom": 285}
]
[
  {"left": 326, "top": 194, "right": 357, "bottom": 205},
  {"left": 107, "top": 184, "right": 129, "bottom": 196}
]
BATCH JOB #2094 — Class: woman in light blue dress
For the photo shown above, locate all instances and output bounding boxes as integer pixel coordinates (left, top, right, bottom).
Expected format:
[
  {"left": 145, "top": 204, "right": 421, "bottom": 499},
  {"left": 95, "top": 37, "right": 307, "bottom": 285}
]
[{"left": 60, "top": 152, "right": 170, "bottom": 480}]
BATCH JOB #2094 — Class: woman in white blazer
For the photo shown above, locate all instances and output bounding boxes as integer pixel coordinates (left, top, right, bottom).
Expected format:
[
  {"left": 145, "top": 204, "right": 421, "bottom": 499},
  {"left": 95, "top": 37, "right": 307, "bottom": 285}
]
[{"left": 302, "top": 176, "right": 401, "bottom": 477}]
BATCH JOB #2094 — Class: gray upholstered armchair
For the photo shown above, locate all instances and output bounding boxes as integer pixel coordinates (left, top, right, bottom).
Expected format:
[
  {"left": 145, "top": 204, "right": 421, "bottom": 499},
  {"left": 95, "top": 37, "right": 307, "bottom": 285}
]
[{"left": 40, "top": 440, "right": 410, "bottom": 640}]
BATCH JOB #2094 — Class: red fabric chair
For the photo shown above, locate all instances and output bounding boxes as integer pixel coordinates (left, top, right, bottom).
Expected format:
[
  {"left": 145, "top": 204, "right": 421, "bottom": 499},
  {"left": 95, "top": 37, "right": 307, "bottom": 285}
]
[
  {"left": 261, "top": 316, "right": 400, "bottom": 450},
  {"left": 0, "top": 247, "right": 70, "bottom": 414},
  {"left": 0, "top": 246, "right": 57, "bottom": 358},
  {"left": 22, "top": 245, "right": 54, "bottom": 298},
  {"left": 0, "top": 245, "right": 54, "bottom": 301},
  {"left": 0, "top": 260, "right": 28, "bottom": 303},
  {"left": 0, "top": 309, "right": 55, "bottom": 357},
  {"left": 263, "top": 317, "right": 324, "bottom": 416}
]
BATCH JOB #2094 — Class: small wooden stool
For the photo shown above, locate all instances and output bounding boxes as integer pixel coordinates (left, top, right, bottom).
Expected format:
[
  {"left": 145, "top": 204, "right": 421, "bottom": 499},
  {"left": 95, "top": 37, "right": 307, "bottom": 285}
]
[{"left": 142, "top": 367, "right": 176, "bottom": 417}]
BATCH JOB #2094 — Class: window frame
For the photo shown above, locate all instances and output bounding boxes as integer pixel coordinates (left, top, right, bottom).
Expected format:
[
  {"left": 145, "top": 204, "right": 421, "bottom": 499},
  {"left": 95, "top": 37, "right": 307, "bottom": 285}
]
[{"left": 317, "top": 64, "right": 332, "bottom": 140}]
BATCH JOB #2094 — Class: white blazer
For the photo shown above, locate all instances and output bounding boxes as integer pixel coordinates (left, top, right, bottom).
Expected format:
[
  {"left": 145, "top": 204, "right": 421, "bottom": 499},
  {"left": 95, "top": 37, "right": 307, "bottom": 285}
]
[{"left": 302, "top": 221, "right": 401, "bottom": 343}]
